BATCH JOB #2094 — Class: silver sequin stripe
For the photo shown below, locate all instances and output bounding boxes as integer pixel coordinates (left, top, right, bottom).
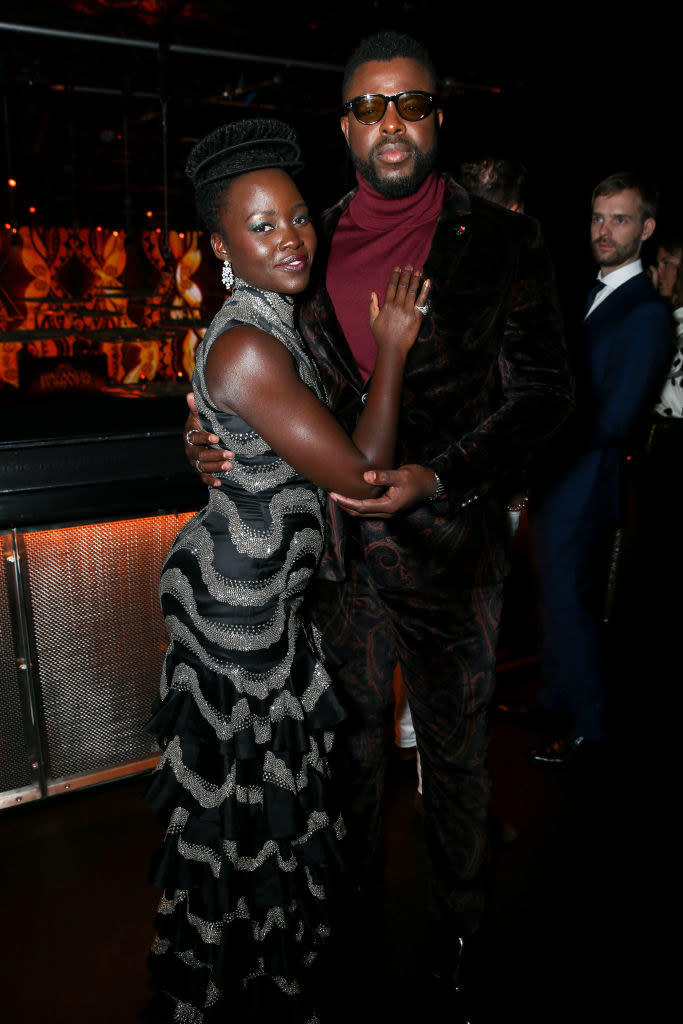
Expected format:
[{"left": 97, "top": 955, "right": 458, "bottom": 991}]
[
  {"left": 163, "top": 662, "right": 333, "bottom": 766},
  {"left": 158, "top": 736, "right": 259, "bottom": 807},
  {"left": 227, "top": 809, "right": 341, "bottom": 864},
  {"left": 162, "top": 756, "right": 340, "bottom": 882},
  {"left": 219, "top": 458, "right": 299, "bottom": 493},
  {"left": 163, "top": 979, "right": 320, "bottom": 1023},
  {"left": 244, "top": 957, "right": 300, "bottom": 996},
  {"left": 166, "top": 489, "right": 322, "bottom": 565},
  {"left": 171, "top": 997, "right": 204, "bottom": 1024},
  {"left": 164, "top": 651, "right": 330, "bottom": 734},
  {"left": 160, "top": 611, "right": 316, "bottom": 700},
  {"left": 171, "top": 520, "right": 322, "bottom": 607},
  {"left": 207, "top": 485, "right": 325, "bottom": 556},
  {"left": 158, "top": 889, "right": 331, "bottom": 953},
  {"left": 157, "top": 727, "right": 333, "bottom": 808},
  {"left": 161, "top": 570, "right": 297, "bottom": 652}
]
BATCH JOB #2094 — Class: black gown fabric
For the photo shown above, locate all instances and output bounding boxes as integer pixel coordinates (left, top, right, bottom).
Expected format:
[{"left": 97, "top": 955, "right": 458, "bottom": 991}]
[{"left": 144, "top": 280, "right": 345, "bottom": 1023}]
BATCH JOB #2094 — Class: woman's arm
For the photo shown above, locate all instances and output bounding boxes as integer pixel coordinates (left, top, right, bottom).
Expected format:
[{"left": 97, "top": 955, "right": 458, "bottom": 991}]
[{"left": 205, "top": 267, "right": 429, "bottom": 498}]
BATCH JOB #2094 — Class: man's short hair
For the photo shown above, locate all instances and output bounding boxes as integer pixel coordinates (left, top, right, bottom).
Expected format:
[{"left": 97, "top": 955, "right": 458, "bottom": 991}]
[
  {"left": 459, "top": 156, "right": 527, "bottom": 210},
  {"left": 342, "top": 30, "right": 437, "bottom": 97},
  {"left": 592, "top": 171, "right": 659, "bottom": 222}
]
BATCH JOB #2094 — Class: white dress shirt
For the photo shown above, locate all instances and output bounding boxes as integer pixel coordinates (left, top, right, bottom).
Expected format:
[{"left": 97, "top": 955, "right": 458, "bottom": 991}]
[{"left": 585, "top": 258, "right": 644, "bottom": 319}]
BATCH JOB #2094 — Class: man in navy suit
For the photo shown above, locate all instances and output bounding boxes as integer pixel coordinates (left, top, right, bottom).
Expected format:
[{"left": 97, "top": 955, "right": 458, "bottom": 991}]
[{"left": 530, "top": 172, "right": 672, "bottom": 765}]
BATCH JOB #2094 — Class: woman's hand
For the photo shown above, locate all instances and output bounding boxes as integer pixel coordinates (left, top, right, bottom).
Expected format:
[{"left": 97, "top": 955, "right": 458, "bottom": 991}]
[{"left": 369, "top": 266, "right": 430, "bottom": 357}]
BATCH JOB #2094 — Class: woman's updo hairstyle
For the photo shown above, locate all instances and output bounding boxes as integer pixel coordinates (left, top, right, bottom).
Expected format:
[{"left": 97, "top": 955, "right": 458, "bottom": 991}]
[{"left": 185, "top": 119, "right": 303, "bottom": 233}]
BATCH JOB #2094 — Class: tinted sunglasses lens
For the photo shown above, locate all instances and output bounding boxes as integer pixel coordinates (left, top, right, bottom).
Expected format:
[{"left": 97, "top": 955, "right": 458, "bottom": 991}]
[
  {"left": 352, "top": 95, "right": 388, "bottom": 124},
  {"left": 349, "top": 92, "right": 434, "bottom": 124},
  {"left": 396, "top": 93, "right": 433, "bottom": 120}
]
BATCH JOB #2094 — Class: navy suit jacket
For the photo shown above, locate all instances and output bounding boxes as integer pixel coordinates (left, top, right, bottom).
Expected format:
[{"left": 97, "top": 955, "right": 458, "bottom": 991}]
[{"left": 535, "top": 270, "right": 671, "bottom": 550}]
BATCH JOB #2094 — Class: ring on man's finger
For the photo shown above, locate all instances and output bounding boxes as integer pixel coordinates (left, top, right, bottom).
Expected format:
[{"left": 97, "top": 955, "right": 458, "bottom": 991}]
[
  {"left": 414, "top": 304, "right": 428, "bottom": 315},
  {"left": 195, "top": 458, "right": 201, "bottom": 472},
  {"left": 185, "top": 429, "right": 197, "bottom": 446}
]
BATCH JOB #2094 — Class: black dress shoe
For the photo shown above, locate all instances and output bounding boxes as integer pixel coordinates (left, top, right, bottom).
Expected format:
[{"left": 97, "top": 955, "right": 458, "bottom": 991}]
[{"left": 529, "top": 734, "right": 587, "bottom": 765}]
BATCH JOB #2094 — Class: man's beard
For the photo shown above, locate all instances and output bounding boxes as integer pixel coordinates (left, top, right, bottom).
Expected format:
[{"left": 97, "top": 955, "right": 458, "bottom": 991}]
[
  {"left": 351, "top": 139, "right": 438, "bottom": 198},
  {"left": 591, "top": 233, "right": 641, "bottom": 268}
]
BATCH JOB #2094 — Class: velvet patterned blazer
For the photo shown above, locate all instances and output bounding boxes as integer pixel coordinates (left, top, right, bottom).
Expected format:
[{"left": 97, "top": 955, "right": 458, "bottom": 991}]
[{"left": 299, "top": 173, "right": 574, "bottom": 589}]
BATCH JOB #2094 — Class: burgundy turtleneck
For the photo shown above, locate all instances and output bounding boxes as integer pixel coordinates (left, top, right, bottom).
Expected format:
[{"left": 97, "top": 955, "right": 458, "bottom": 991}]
[{"left": 326, "top": 170, "right": 445, "bottom": 381}]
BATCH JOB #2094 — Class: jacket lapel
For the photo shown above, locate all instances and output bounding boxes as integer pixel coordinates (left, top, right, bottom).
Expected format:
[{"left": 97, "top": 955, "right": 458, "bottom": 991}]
[
  {"left": 423, "top": 177, "right": 472, "bottom": 285},
  {"left": 306, "top": 188, "right": 366, "bottom": 392}
]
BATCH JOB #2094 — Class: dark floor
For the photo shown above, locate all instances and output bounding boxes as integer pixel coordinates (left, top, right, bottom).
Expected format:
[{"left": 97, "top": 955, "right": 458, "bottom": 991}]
[{"left": 0, "top": 655, "right": 661, "bottom": 1024}]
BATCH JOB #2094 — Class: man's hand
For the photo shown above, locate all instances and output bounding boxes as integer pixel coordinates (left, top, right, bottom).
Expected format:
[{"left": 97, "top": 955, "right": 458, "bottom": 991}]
[
  {"left": 184, "top": 393, "right": 234, "bottom": 487},
  {"left": 329, "top": 464, "right": 438, "bottom": 518}
]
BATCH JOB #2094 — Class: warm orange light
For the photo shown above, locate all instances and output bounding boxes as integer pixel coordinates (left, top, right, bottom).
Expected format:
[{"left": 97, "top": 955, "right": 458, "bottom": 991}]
[
  {"left": 155, "top": 227, "right": 161, "bottom": 234},
  {"left": 8, "top": 178, "right": 17, "bottom": 188},
  {"left": 96, "top": 225, "right": 103, "bottom": 232},
  {"left": 4, "top": 222, "right": 10, "bottom": 229},
  {"left": 178, "top": 232, "right": 185, "bottom": 239},
  {"left": 28, "top": 205, "right": 36, "bottom": 214},
  {"left": 146, "top": 210, "right": 153, "bottom": 218},
  {"left": 112, "top": 230, "right": 119, "bottom": 236}
]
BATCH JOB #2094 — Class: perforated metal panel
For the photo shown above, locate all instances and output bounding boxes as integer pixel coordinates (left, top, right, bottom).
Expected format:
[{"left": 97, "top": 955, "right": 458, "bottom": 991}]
[
  {"left": 20, "top": 513, "right": 194, "bottom": 780},
  {"left": 0, "top": 533, "right": 35, "bottom": 795}
]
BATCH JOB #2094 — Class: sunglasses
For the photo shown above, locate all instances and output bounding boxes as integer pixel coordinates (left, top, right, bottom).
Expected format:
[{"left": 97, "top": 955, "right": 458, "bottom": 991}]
[{"left": 342, "top": 90, "right": 437, "bottom": 125}]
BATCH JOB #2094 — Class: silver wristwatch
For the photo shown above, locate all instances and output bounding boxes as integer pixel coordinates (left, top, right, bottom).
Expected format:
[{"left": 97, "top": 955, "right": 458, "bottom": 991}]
[{"left": 430, "top": 472, "right": 446, "bottom": 502}]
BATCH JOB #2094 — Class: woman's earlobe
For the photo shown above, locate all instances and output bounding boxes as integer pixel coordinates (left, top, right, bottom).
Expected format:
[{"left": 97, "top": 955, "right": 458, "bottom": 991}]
[{"left": 211, "top": 231, "right": 230, "bottom": 261}]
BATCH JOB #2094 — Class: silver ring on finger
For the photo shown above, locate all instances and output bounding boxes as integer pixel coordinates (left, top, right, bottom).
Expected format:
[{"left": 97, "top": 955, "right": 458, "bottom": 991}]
[
  {"left": 195, "top": 458, "right": 201, "bottom": 472},
  {"left": 414, "top": 304, "right": 428, "bottom": 315},
  {"left": 185, "top": 429, "right": 197, "bottom": 446}
]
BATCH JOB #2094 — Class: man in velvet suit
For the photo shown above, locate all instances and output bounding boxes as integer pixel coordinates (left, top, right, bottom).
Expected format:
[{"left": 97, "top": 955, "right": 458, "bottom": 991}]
[
  {"left": 187, "top": 31, "right": 572, "bottom": 1006},
  {"left": 296, "top": 31, "right": 572, "bottom": 986},
  {"left": 530, "top": 172, "right": 671, "bottom": 765}
]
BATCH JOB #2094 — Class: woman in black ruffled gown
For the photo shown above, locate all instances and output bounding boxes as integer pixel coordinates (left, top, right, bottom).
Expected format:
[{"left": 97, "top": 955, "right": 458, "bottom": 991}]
[{"left": 142, "top": 119, "right": 429, "bottom": 1023}]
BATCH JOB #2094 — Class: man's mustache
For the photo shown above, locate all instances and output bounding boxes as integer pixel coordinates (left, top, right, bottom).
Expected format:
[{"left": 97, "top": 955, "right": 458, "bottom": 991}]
[{"left": 371, "top": 138, "right": 417, "bottom": 157}]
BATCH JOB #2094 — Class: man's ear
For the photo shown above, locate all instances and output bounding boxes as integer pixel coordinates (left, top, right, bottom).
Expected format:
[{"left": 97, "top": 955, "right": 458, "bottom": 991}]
[
  {"left": 211, "top": 231, "right": 230, "bottom": 262},
  {"left": 340, "top": 114, "right": 350, "bottom": 146},
  {"left": 436, "top": 107, "right": 444, "bottom": 129},
  {"left": 641, "top": 217, "right": 656, "bottom": 243}
]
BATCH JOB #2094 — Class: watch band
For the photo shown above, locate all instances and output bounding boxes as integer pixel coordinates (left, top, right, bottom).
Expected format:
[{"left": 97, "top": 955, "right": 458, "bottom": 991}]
[{"left": 430, "top": 472, "right": 446, "bottom": 502}]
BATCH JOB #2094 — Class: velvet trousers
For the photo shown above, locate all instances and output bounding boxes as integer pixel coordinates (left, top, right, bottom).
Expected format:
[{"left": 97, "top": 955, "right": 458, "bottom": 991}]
[{"left": 310, "top": 536, "right": 503, "bottom": 936}]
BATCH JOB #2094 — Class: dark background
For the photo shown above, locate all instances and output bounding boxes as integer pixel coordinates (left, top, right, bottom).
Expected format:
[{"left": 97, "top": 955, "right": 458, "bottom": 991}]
[{"left": 1, "top": 1, "right": 679, "bottom": 319}]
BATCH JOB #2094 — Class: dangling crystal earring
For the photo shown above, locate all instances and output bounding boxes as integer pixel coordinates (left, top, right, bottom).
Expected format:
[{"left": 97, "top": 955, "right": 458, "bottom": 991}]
[{"left": 221, "top": 260, "right": 234, "bottom": 291}]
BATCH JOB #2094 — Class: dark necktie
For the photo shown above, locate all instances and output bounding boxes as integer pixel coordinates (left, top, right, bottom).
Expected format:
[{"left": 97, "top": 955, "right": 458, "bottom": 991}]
[{"left": 585, "top": 279, "right": 606, "bottom": 315}]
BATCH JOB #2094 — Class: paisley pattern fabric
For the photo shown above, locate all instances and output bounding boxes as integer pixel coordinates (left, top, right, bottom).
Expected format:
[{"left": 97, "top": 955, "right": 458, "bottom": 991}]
[{"left": 145, "top": 279, "right": 345, "bottom": 1023}]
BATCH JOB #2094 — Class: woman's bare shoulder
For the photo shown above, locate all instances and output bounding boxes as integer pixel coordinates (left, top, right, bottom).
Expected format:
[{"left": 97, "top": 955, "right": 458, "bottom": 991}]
[{"left": 205, "top": 323, "right": 296, "bottom": 411}]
